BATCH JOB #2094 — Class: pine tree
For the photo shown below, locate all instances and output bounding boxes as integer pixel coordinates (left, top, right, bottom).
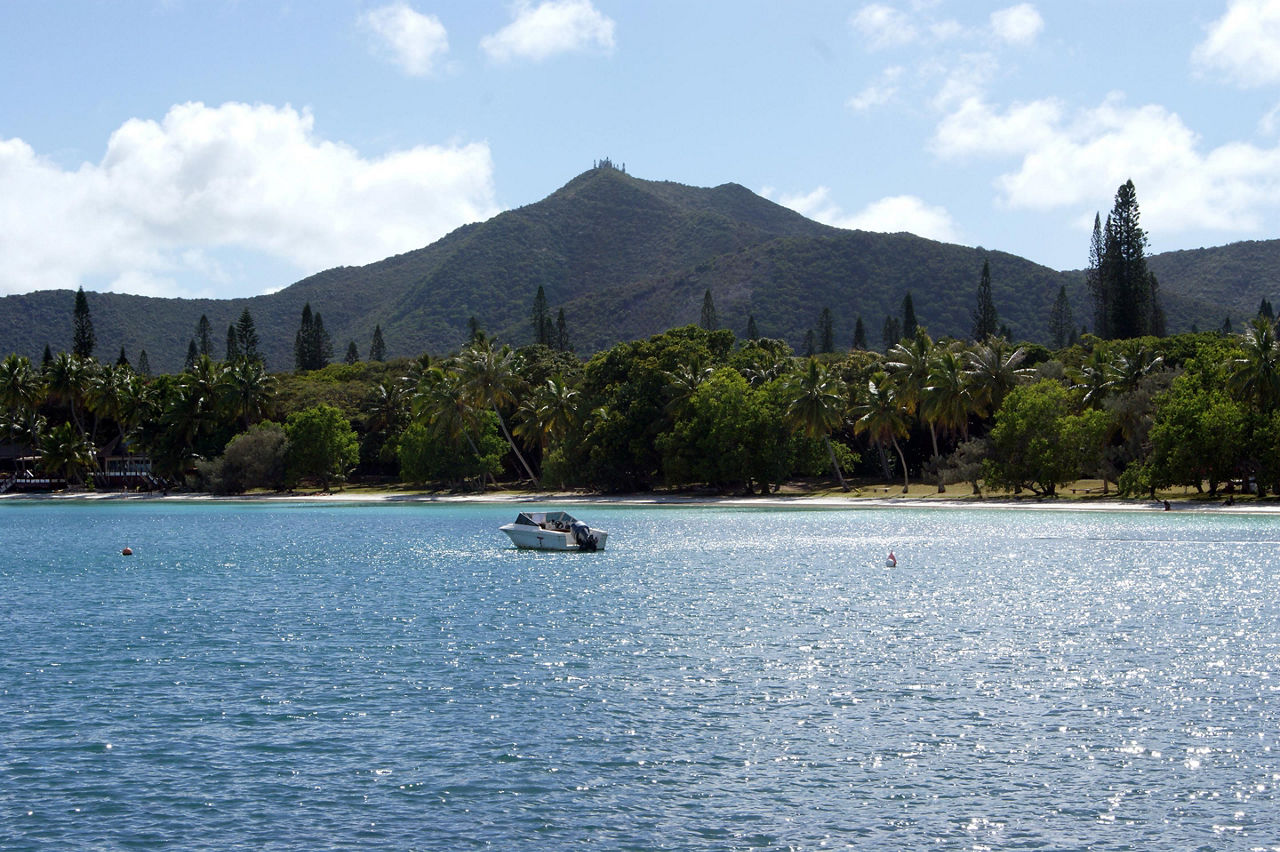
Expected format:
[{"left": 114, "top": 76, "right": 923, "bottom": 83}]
[
  {"left": 184, "top": 339, "right": 198, "bottom": 372},
  {"left": 313, "top": 313, "right": 333, "bottom": 369},
  {"left": 802, "top": 329, "right": 816, "bottom": 358},
  {"left": 225, "top": 324, "right": 241, "bottom": 362},
  {"left": 554, "top": 309, "right": 572, "bottom": 352},
  {"left": 345, "top": 340, "right": 360, "bottom": 364},
  {"left": 42, "top": 344, "right": 53, "bottom": 370},
  {"left": 818, "top": 307, "right": 835, "bottom": 353},
  {"left": 882, "top": 315, "right": 901, "bottom": 351},
  {"left": 699, "top": 289, "right": 718, "bottom": 331},
  {"left": 1259, "top": 299, "right": 1275, "bottom": 322},
  {"left": 196, "top": 314, "right": 213, "bottom": 357},
  {"left": 369, "top": 324, "right": 386, "bottom": 361},
  {"left": 1048, "top": 285, "right": 1074, "bottom": 349},
  {"left": 902, "top": 293, "right": 918, "bottom": 339},
  {"left": 971, "top": 260, "right": 999, "bottom": 340},
  {"left": 116, "top": 346, "right": 130, "bottom": 368},
  {"left": 1094, "top": 180, "right": 1162, "bottom": 339},
  {"left": 236, "top": 308, "right": 261, "bottom": 364},
  {"left": 295, "top": 304, "right": 315, "bottom": 371},
  {"left": 531, "top": 285, "right": 552, "bottom": 345},
  {"left": 468, "top": 316, "right": 483, "bottom": 342},
  {"left": 852, "top": 316, "right": 867, "bottom": 350},
  {"left": 72, "top": 286, "right": 95, "bottom": 359},
  {"left": 1086, "top": 213, "right": 1107, "bottom": 338},
  {"left": 746, "top": 315, "right": 759, "bottom": 341},
  {"left": 137, "top": 350, "right": 150, "bottom": 376}
]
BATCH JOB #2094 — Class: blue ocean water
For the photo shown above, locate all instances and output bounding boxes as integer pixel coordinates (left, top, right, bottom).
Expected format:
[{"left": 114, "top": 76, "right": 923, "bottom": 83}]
[{"left": 1, "top": 500, "right": 1278, "bottom": 850}]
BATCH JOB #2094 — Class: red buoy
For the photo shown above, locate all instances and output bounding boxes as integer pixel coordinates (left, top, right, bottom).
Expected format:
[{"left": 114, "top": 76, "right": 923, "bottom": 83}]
[{"left": 121, "top": 547, "right": 133, "bottom": 556}]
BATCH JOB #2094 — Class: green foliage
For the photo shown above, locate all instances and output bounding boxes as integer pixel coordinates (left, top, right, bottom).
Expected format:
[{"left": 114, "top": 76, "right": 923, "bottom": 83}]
[
  {"left": 198, "top": 421, "right": 289, "bottom": 494},
  {"left": 983, "top": 380, "right": 1112, "bottom": 496},
  {"left": 72, "top": 287, "right": 95, "bottom": 360},
  {"left": 397, "top": 411, "right": 505, "bottom": 487},
  {"left": 284, "top": 404, "right": 360, "bottom": 490},
  {"left": 971, "top": 260, "right": 999, "bottom": 341}
]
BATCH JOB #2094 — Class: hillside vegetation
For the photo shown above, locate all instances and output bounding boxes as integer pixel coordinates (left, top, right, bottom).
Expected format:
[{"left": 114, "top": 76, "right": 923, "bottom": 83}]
[{"left": 0, "top": 165, "right": 1276, "bottom": 371}]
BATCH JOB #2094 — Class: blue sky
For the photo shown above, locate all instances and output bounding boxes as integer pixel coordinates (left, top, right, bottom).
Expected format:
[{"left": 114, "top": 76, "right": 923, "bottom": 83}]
[{"left": 1, "top": 1, "right": 1278, "bottom": 300}]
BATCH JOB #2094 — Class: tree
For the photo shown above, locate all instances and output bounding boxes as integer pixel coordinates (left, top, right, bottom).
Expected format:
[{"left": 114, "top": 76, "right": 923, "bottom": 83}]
[
  {"left": 196, "top": 314, "right": 213, "bottom": 357},
  {"left": 1260, "top": 299, "right": 1275, "bottom": 322},
  {"left": 1229, "top": 316, "right": 1280, "bottom": 414},
  {"left": 746, "top": 315, "right": 759, "bottom": 341},
  {"left": 236, "top": 309, "right": 261, "bottom": 364},
  {"left": 699, "top": 289, "right": 719, "bottom": 331},
  {"left": 852, "top": 316, "right": 868, "bottom": 350},
  {"left": 454, "top": 339, "right": 539, "bottom": 484},
  {"left": 294, "top": 303, "right": 332, "bottom": 371},
  {"left": 137, "top": 350, "right": 151, "bottom": 376},
  {"left": 1093, "top": 180, "right": 1162, "bottom": 339},
  {"left": 345, "top": 341, "right": 360, "bottom": 364},
  {"left": 983, "top": 380, "right": 1111, "bottom": 497},
  {"left": 1048, "top": 285, "right": 1074, "bottom": 349},
  {"left": 881, "top": 315, "right": 901, "bottom": 351},
  {"left": 1086, "top": 213, "right": 1107, "bottom": 337},
  {"left": 852, "top": 373, "right": 911, "bottom": 492},
  {"left": 971, "top": 260, "right": 999, "bottom": 340},
  {"left": 818, "top": 307, "right": 835, "bottom": 354},
  {"left": 783, "top": 358, "right": 849, "bottom": 491},
  {"left": 554, "top": 309, "right": 572, "bottom": 352},
  {"left": 225, "top": 324, "right": 241, "bottom": 362},
  {"left": 285, "top": 404, "right": 359, "bottom": 491},
  {"left": 199, "top": 422, "right": 289, "bottom": 494},
  {"left": 802, "top": 329, "right": 816, "bottom": 358},
  {"left": 72, "top": 287, "right": 95, "bottom": 360},
  {"left": 184, "top": 340, "right": 198, "bottom": 372},
  {"left": 222, "top": 357, "right": 275, "bottom": 430},
  {"left": 39, "top": 421, "right": 96, "bottom": 485},
  {"left": 116, "top": 347, "right": 130, "bottom": 368},
  {"left": 532, "top": 285, "right": 552, "bottom": 345},
  {"left": 370, "top": 324, "right": 386, "bottom": 361},
  {"left": 902, "top": 293, "right": 918, "bottom": 340}
]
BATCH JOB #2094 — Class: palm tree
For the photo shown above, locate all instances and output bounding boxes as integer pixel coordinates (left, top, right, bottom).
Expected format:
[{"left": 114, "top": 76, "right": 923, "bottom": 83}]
[
  {"left": 1229, "top": 316, "right": 1280, "bottom": 413},
  {"left": 1069, "top": 347, "right": 1114, "bottom": 410},
  {"left": 516, "top": 376, "right": 580, "bottom": 457},
  {"left": 0, "top": 354, "right": 45, "bottom": 444},
  {"left": 39, "top": 421, "right": 96, "bottom": 485},
  {"left": 852, "top": 373, "right": 911, "bottom": 493},
  {"left": 966, "top": 337, "right": 1033, "bottom": 418},
  {"left": 921, "top": 345, "right": 973, "bottom": 492},
  {"left": 45, "top": 352, "right": 93, "bottom": 438},
  {"left": 453, "top": 339, "right": 538, "bottom": 484},
  {"left": 222, "top": 357, "right": 276, "bottom": 429},
  {"left": 783, "top": 358, "right": 849, "bottom": 491}
]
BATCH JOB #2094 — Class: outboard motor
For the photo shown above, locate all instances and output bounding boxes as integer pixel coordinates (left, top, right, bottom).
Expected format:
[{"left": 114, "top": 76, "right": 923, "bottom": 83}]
[{"left": 571, "top": 521, "right": 598, "bottom": 551}]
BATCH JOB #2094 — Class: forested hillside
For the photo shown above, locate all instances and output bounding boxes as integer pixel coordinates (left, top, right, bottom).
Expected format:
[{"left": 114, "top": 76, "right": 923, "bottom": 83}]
[{"left": 0, "top": 165, "right": 1274, "bottom": 371}]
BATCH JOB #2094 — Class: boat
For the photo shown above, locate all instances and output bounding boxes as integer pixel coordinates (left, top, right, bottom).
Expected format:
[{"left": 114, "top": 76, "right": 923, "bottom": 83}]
[{"left": 499, "top": 511, "right": 608, "bottom": 551}]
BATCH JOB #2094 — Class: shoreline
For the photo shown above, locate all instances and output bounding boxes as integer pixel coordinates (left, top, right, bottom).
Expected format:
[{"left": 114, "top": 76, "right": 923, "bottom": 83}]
[{"left": 1, "top": 486, "right": 1275, "bottom": 514}]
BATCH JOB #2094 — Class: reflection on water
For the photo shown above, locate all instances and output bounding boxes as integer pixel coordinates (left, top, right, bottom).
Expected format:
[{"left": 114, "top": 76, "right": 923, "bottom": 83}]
[{"left": 0, "top": 501, "right": 1277, "bottom": 849}]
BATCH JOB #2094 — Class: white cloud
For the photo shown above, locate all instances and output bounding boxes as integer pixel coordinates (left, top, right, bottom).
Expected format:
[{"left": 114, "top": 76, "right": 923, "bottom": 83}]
[
  {"left": 1193, "top": 0, "right": 1280, "bottom": 87},
  {"left": 765, "top": 186, "right": 961, "bottom": 243},
  {"left": 850, "top": 4, "right": 919, "bottom": 49},
  {"left": 847, "top": 66, "right": 904, "bottom": 110},
  {"left": 990, "top": 4, "right": 1043, "bottom": 46},
  {"left": 480, "top": 0, "right": 615, "bottom": 63},
  {"left": 931, "top": 93, "right": 1280, "bottom": 236},
  {"left": 0, "top": 102, "right": 499, "bottom": 297},
  {"left": 360, "top": 2, "right": 449, "bottom": 77}
]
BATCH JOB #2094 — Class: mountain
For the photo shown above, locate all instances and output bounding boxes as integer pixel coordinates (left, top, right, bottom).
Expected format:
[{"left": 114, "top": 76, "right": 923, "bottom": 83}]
[{"left": 0, "top": 165, "right": 1275, "bottom": 371}]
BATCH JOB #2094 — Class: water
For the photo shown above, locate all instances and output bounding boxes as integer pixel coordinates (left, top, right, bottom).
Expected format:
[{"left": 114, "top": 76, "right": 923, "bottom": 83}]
[{"left": 1, "top": 501, "right": 1278, "bottom": 850}]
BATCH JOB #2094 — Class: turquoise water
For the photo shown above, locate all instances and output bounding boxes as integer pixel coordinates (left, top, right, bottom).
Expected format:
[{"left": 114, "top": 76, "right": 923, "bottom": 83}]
[{"left": 1, "top": 501, "right": 1278, "bottom": 850}]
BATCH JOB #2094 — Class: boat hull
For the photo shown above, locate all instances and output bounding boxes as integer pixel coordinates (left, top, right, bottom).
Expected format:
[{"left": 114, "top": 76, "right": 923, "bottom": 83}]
[{"left": 499, "top": 512, "right": 608, "bottom": 551}]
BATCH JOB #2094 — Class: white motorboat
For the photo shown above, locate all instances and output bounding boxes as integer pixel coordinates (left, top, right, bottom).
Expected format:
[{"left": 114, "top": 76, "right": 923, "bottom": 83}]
[{"left": 499, "top": 511, "right": 608, "bottom": 551}]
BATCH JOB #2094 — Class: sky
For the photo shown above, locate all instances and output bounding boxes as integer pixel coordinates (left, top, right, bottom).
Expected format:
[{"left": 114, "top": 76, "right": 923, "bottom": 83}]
[{"left": 1, "top": 0, "right": 1279, "bottom": 301}]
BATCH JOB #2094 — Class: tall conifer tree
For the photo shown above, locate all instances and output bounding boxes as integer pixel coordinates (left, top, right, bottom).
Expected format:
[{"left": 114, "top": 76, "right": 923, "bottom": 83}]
[
  {"left": 852, "top": 316, "right": 868, "bottom": 350},
  {"left": 818, "top": 307, "right": 835, "bottom": 353},
  {"left": 699, "top": 289, "right": 718, "bottom": 331},
  {"left": 196, "top": 314, "right": 213, "bottom": 357},
  {"left": 901, "top": 293, "right": 918, "bottom": 339},
  {"left": 971, "top": 260, "right": 999, "bottom": 340},
  {"left": 225, "top": 324, "right": 241, "bottom": 362},
  {"left": 370, "top": 324, "right": 386, "bottom": 361},
  {"left": 236, "top": 308, "right": 260, "bottom": 363},
  {"left": 72, "top": 286, "right": 95, "bottom": 359},
  {"left": 1048, "top": 285, "right": 1074, "bottom": 349}
]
